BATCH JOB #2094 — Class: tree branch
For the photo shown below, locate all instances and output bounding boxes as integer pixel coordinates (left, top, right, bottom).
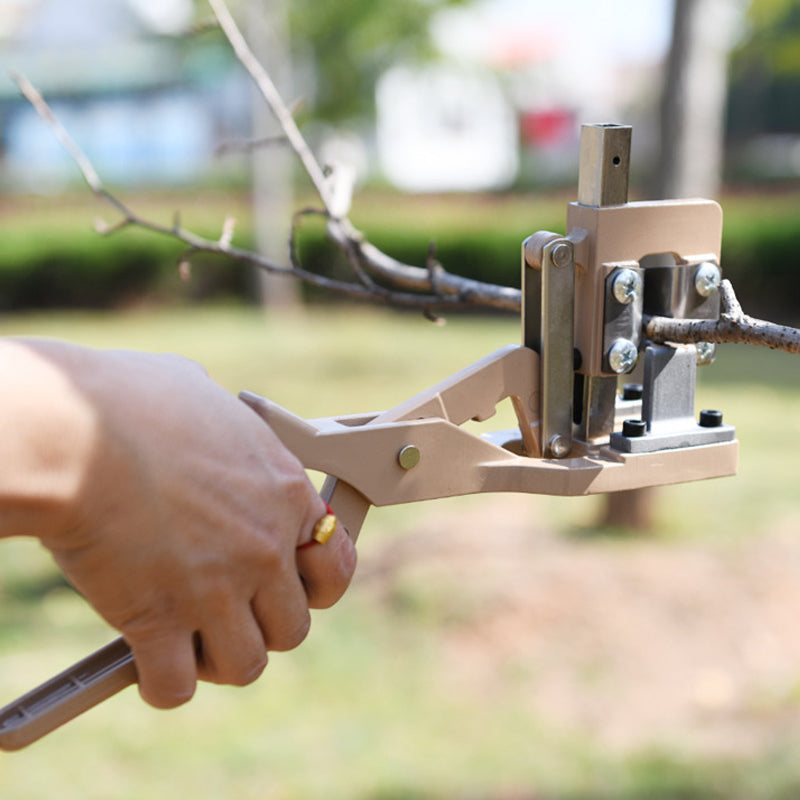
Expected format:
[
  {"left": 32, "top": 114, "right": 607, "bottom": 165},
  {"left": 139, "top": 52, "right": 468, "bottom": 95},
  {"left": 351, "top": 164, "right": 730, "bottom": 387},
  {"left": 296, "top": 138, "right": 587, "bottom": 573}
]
[
  {"left": 10, "top": 69, "right": 501, "bottom": 312},
  {"left": 206, "top": 0, "right": 519, "bottom": 311},
  {"left": 644, "top": 280, "right": 800, "bottom": 354},
  {"left": 10, "top": 1, "right": 800, "bottom": 354}
]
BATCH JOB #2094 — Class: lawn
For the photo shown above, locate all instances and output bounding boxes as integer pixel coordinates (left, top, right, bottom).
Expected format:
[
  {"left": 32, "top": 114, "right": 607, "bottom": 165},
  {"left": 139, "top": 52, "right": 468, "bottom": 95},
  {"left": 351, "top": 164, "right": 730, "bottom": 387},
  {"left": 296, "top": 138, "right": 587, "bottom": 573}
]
[{"left": 0, "top": 305, "right": 799, "bottom": 800}]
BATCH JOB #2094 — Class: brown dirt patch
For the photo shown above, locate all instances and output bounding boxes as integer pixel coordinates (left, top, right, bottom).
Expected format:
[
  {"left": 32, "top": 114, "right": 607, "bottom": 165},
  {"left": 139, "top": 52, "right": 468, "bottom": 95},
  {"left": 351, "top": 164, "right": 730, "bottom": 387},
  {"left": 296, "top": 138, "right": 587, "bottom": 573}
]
[{"left": 358, "top": 496, "right": 800, "bottom": 756}]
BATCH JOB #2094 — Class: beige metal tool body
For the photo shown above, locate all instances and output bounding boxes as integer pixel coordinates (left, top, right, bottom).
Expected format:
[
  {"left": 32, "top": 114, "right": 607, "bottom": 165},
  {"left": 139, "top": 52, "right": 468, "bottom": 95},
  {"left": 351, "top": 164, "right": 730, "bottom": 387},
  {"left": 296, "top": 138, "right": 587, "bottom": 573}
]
[{"left": 0, "top": 124, "right": 738, "bottom": 750}]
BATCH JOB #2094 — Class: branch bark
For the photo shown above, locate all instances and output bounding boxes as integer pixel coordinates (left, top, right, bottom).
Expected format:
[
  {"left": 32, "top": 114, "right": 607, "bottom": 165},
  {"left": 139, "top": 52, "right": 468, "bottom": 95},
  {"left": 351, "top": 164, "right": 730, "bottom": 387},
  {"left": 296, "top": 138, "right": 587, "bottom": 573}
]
[{"left": 645, "top": 280, "right": 800, "bottom": 354}]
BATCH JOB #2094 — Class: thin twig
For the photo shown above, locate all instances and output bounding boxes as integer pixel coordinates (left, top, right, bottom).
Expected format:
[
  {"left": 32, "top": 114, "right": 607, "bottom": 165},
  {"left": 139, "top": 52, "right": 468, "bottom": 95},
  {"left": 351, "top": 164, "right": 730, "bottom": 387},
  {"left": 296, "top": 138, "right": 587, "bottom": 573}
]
[
  {"left": 215, "top": 134, "right": 288, "bottom": 157},
  {"left": 207, "top": 0, "right": 333, "bottom": 209}
]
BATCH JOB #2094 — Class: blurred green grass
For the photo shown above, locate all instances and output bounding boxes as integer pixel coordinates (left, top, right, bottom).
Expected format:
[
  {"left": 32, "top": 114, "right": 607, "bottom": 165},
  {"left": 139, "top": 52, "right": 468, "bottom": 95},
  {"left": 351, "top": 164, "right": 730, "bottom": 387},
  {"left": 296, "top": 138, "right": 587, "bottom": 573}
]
[{"left": 0, "top": 305, "right": 799, "bottom": 799}]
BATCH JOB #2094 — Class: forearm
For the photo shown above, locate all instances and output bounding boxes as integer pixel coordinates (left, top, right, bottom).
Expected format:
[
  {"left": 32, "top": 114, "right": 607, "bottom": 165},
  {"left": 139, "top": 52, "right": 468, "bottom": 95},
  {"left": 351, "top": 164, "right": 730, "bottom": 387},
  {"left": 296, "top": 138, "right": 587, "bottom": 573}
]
[{"left": 0, "top": 339, "right": 96, "bottom": 541}]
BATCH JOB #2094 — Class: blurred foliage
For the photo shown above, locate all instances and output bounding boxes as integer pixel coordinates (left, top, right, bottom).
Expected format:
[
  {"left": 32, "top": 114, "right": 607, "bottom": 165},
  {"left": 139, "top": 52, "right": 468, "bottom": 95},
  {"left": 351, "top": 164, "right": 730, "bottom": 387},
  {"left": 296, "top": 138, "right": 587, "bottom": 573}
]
[
  {"left": 210, "top": 0, "right": 468, "bottom": 125},
  {"left": 728, "top": 0, "right": 800, "bottom": 138},
  {"left": 288, "top": 0, "right": 467, "bottom": 124}
]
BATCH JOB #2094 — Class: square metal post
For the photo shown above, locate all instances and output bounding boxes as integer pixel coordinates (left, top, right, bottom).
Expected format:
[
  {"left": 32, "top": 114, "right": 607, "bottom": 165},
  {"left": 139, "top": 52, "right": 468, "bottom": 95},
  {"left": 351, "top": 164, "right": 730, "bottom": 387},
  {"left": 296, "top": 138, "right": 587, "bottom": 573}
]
[{"left": 574, "top": 123, "right": 632, "bottom": 443}]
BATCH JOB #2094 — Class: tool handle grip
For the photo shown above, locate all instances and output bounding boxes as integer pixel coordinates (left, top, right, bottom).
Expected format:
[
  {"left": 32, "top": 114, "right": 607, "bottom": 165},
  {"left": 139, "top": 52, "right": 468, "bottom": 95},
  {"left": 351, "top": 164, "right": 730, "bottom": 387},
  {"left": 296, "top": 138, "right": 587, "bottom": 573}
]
[
  {"left": 0, "top": 478, "right": 368, "bottom": 752},
  {"left": 0, "top": 637, "right": 136, "bottom": 751}
]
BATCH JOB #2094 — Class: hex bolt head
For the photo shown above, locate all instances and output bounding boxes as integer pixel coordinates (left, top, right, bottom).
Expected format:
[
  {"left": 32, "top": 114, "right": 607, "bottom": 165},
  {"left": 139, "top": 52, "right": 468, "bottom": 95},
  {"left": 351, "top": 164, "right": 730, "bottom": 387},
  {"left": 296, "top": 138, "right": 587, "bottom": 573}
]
[
  {"left": 548, "top": 434, "right": 571, "bottom": 458},
  {"left": 622, "top": 383, "right": 643, "bottom": 401},
  {"left": 550, "top": 242, "right": 573, "bottom": 269},
  {"left": 608, "top": 338, "right": 639, "bottom": 374},
  {"left": 695, "top": 262, "right": 721, "bottom": 297},
  {"left": 397, "top": 445, "right": 421, "bottom": 470},
  {"left": 622, "top": 419, "right": 647, "bottom": 438},
  {"left": 696, "top": 341, "right": 717, "bottom": 366},
  {"left": 611, "top": 268, "right": 643, "bottom": 305},
  {"left": 699, "top": 409, "right": 723, "bottom": 428}
]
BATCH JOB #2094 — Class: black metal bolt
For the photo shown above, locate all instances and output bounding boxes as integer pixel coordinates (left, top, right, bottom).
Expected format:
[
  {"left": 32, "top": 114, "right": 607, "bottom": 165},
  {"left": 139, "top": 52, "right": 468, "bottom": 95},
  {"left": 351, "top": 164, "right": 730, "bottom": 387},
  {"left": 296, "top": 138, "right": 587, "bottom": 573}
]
[
  {"left": 699, "top": 409, "right": 723, "bottom": 428},
  {"left": 622, "top": 383, "right": 643, "bottom": 401},
  {"left": 622, "top": 419, "right": 647, "bottom": 438}
]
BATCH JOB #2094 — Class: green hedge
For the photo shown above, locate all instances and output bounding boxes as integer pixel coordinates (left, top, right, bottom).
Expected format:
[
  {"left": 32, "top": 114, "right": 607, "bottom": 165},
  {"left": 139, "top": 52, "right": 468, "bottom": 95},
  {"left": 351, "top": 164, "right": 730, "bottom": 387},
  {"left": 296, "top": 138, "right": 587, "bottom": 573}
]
[
  {"left": 0, "top": 227, "right": 250, "bottom": 310},
  {"left": 720, "top": 216, "right": 800, "bottom": 322},
  {"left": 0, "top": 198, "right": 797, "bottom": 321}
]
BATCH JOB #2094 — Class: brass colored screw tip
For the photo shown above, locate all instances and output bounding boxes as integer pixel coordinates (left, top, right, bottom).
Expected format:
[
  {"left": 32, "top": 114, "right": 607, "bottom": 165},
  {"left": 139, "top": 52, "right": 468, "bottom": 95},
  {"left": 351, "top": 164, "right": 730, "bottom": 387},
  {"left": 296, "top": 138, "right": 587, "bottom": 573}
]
[{"left": 311, "top": 514, "right": 337, "bottom": 544}]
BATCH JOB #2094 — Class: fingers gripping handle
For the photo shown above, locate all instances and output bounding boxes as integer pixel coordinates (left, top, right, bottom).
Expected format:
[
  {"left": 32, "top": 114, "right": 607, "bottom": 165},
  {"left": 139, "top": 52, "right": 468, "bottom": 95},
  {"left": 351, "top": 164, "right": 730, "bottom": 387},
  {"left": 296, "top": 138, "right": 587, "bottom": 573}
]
[
  {"left": 0, "top": 638, "right": 136, "bottom": 751},
  {"left": 1, "top": 391, "right": 371, "bottom": 752},
  {"left": 0, "top": 485, "right": 367, "bottom": 752}
]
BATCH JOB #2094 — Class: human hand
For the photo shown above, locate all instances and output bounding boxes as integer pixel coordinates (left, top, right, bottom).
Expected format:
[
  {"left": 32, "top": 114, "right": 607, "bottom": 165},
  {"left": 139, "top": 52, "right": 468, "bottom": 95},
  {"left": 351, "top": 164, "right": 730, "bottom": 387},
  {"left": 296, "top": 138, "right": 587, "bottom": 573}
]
[{"left": 1, "top": 341, "right": 356, "bottom": 709}]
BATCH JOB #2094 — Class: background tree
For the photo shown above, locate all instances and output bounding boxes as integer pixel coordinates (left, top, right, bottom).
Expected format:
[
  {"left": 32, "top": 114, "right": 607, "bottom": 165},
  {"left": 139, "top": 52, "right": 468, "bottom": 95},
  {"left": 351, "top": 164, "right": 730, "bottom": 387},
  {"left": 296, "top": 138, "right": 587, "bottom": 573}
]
[
  {"left": 604, "top": 0, "right": 743, "bottom": 532},
  {"left": 727, "top": 0, "right": 800, "bottom": 161},
  {"left": 212, "top": 0, "right": 467, "bottom": 127}
]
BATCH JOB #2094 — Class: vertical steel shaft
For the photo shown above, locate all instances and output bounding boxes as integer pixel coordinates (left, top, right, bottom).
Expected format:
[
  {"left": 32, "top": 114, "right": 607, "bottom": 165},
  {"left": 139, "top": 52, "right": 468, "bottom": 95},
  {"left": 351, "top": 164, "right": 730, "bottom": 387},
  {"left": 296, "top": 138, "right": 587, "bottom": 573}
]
[{"left": 575, "top": 123, "right": 632, "bottom": 443}]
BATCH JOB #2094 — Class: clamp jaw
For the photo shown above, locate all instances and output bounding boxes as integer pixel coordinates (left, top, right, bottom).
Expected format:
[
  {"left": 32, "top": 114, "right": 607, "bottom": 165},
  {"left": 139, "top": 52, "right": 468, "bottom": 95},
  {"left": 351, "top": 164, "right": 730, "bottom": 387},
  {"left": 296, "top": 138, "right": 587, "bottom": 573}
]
[{"left": 0, "top": 123, "right": 738, "bottom": 750}]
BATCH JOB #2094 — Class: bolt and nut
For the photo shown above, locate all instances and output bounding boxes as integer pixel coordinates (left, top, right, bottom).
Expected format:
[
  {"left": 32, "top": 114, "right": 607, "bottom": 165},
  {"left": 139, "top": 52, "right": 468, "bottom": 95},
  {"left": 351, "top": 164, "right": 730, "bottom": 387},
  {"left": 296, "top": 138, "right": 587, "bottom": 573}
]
[
  {"left": 699, "top": 409, "right": 723, "bottom": 428},
  {"left": 608, "top": 338, "right": 639, "bottom": 374},
  {"left": 550, "top": 242, "right": 573, "bottom": 269},
  {"left": 622, "top": 383, "right": 644, "bottom": 401},
  {"left": 695, "top": 262, "right": 721, "bottom": 297},
  {"left": 611, "top": 268, "right": 643, "bottom": 305},
  {"left": 622, "top": 419, "right": 647, "bottom": 438}
]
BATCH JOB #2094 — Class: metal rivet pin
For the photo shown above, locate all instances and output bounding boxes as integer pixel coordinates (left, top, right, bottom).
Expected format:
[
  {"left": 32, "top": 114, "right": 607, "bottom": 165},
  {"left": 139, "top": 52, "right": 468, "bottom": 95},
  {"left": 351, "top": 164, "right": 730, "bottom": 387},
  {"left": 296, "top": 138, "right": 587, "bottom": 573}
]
[{"left": 397, "top": 445, "right": 421, "bottom": 470}]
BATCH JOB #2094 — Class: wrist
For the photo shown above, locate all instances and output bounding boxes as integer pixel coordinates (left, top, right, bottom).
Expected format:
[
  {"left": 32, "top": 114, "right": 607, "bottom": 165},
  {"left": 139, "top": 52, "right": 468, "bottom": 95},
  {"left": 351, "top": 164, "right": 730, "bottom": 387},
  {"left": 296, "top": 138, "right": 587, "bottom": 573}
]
[{"left": 0, "top": 339, "right": 97, "bottom": 542}]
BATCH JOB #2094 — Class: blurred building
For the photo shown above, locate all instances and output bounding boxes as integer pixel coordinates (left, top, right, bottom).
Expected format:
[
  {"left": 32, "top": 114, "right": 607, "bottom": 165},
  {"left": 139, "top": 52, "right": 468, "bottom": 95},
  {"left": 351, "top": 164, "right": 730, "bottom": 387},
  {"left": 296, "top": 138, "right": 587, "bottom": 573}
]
[
  {"left": 374, "top": 0, "right": 671, "bottom": 192},
  {"left": 375, "top": 64, "right": 519, "bottom": 193},
  {"left": 0, "top": 0, "right": 248, "bottom": 190}
]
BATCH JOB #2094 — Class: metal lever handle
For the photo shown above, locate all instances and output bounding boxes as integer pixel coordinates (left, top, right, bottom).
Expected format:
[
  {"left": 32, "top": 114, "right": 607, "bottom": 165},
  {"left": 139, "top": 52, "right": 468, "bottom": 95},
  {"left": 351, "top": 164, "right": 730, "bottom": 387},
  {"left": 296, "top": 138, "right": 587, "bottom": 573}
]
[{"left": 0, "top": 637, "right": 136, "bottom": 751}]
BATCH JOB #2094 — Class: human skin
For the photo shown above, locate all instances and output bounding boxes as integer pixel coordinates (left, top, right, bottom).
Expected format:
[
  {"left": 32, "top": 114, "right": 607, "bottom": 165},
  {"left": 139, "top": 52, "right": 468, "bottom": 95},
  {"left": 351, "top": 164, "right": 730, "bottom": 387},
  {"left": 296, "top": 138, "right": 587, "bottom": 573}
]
[{"left": 0, "top": 339, "right": 357, "bottom": 709}]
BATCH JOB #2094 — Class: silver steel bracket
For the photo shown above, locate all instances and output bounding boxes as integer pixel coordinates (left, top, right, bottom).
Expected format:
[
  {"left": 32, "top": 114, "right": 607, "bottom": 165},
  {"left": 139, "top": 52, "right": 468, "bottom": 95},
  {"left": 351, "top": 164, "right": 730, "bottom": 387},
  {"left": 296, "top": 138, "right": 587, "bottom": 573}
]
[
  {"left": 610, "top": 344, "right": 735, "bottom": 453},
  {"left": 643, "top": 260, "right": 722, "bottom": 320},
  {"left": 523, "top": 236, "right": 575, "bottom": 458}
]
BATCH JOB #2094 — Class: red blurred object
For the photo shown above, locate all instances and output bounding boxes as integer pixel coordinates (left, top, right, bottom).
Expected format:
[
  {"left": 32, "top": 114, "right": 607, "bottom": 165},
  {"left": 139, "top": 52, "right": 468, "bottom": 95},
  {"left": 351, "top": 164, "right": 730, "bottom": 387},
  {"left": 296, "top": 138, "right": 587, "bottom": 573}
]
[{"left": 521, "top": 109, "right": 575, "bottom": 147}]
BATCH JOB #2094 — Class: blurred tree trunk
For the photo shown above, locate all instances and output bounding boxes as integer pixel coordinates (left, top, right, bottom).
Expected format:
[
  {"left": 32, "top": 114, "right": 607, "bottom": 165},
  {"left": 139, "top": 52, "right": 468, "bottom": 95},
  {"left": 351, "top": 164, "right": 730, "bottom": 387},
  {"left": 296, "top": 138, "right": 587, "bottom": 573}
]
[
  {"left": 249, "top": 0, "right": 300, "bottom": 309},
  {"left": 657, "top": 0, "right": 740, "bottom": 198},
  {"left": 601, "top": 0, "right": 740, "bottom": 532}
]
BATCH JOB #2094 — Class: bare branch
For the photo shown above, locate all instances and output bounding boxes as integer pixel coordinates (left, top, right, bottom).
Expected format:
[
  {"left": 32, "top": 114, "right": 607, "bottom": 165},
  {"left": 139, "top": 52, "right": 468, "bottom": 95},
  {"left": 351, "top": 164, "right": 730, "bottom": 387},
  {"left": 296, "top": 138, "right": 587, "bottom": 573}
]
[
  {"left": 11, "top": 1, "right": 800, "bottom": 349},
  {"left": 206, "top": 0, "right": 521, "bottom": 312},
  {"left": 13, "top": 69, "right": 495, "bottom": 311},
  {"left": 14, "top": 1, "right": 521, "bottom": 315},
  {"left": 645, "top": 280, "right": 800, "bottom": 354},
  {"left": 11, "top": 72, "right": 102, "bottom": 193}
]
